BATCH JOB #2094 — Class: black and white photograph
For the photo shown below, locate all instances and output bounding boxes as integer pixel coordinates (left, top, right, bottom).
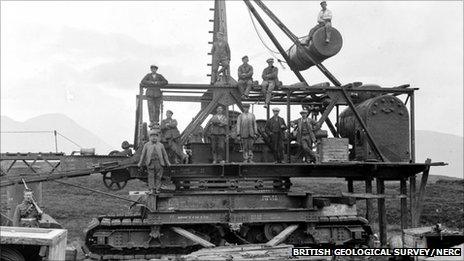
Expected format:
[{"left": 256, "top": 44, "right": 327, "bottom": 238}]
[{"left": 0, "top": 1, "right": 463, "bottom": 260}]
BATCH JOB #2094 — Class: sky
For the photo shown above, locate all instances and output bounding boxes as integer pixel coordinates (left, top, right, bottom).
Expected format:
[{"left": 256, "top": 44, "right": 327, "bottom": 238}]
[{"left": 1, "top": 1, "right": 463, "bottom": 147}]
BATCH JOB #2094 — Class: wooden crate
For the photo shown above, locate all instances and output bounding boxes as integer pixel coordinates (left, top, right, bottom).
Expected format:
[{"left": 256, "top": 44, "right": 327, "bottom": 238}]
[
  {"left": 317, "top": 138, "right": 349, "bottom": 162},
  {"left": 0, "top": 226, "right": 67, "bottom": 260}
]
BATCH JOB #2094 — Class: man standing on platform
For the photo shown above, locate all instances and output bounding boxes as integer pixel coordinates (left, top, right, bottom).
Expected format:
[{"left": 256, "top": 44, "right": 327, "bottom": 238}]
[
  {"left": 265, "top": 108, "right": 287, "bottom": 163},
  {"left": 138, "top": 130, "right": 171, "bottom": 194},
  {"left": 237, "top": 55, "right": 254, "bottom": 98},
  {"left": 293, "top": 109, "right": 318, "bottom": 163},
  {"left": 160, "top": 110, "right": 186, "bottom": 164},
  {"left": 140, "top": 65, "right": 168, "bottom": 127},
  {"left": 205, "top": 106, "right": 228, "bottom": 163},
  {"left": 211, "top": 32, "right": 231, "bottom": 84},
  {"left": 261, "top": 58, "right": 279, "bottom": 108},
  {"left": 236, "top": 104, "right": 258, "bottom": 163}
]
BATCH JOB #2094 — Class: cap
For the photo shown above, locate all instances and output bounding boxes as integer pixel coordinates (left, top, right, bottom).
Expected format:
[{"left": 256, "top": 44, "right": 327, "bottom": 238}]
[
  {"left": 242, "top": 103, "right": 250, "bottom": 108},
  {"left": 242, "top": 55, "right": 248, "bottom": 60},
  {"left": 121, "top": 141, "right": 130, "bottom": 149},
  {"left": 272, "top": 108, "right": 280, "bottom": 112},
  {"left": 150, "top": 64, "right": 158, "bottom": 69},
  {"left": 266, "top": 58, "right": 274, "bottom": 63},
  {"left": 166, "top": 110, "right": 173, "bottom": 114},
  {"left": 320, "top": 1, "right": 327, "bottom": 5},
  {"left": 149, "top": 129, "right": 159, "bottom": 136},
  {"left": 300, "top": 109, "right": 309, "bottom": 114}
]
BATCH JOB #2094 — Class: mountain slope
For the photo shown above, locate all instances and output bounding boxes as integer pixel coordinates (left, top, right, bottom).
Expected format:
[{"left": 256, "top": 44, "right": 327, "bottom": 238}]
[
  {"left": 1, "top": 114, "right": 112, "bottom": 154},
  {"left": 416, "top": 130, "right": 463, "bottom": 178}
]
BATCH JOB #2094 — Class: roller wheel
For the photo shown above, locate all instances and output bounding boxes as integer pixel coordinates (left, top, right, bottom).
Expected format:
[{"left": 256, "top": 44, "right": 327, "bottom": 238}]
[
  {"left": 264, "top": 223, "right": 288, "bottom": 241},
  {"left": 102, "top": 172, "right": 128, "bottom": 191},
  {"left": 1, "top": 246, "right": 25, "bottom": 261}
]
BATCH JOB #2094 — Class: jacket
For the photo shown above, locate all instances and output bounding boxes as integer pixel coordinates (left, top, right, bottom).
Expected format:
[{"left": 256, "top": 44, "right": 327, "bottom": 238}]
[
  {"left": 160, "top": 118, "right": 181, "bottom": 141},
  {"left": 265, "top": 116, "right": 286, "bottom": 134},
  {"left": 236, "top": 112, "right": 257, "bottom": 138},
  {"left": 238, "top": 64, "right": 253, "bottom": 80},
  {"left": 140, "top": 73, "right": 168, "bottom": 97},
  {"left": 206, "top": 114, "right": 228, "bottom": 135},
  {"left": 211, "top": 40, "right": 231, "bottom": 61},
  {"left": 139, "top": 141, "right": 170, "bottom": 167},
  {"left": 293, "top": 117, "right": 317, "bottom": 144},
  {"left": 262, "top": 66, "right": 278, "bottom": 83}
]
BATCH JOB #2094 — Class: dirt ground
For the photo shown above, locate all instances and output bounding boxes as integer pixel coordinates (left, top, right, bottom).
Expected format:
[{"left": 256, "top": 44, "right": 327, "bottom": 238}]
[{"left": 1, "top": 173, "right": 462, "bottom": 259}]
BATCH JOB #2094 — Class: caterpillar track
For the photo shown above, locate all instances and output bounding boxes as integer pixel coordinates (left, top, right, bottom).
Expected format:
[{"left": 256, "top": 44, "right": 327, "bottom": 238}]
[{"left": 84, "top": 208, "right": 373, "bottom": 260}]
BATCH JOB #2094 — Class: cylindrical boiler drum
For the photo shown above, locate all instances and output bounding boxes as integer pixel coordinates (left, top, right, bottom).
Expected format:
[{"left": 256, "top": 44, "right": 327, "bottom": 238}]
[
  {"left": 338, "top": 95, "right": 410, "bottom": 162},
  {"left": 287, "top": 26, "right": 343, "bottom": 71}
]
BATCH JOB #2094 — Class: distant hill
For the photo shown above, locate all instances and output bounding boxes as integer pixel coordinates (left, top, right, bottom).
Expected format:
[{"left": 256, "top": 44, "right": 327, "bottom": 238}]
[
  {"left": 416, "top": 130, "right": 463, "bottom": 179},
  {"left": 0, "top": 114, "right": 112, "bottom": 154},
  {"left": 1, "top": 115, "right": 462, "bottom": 178}
]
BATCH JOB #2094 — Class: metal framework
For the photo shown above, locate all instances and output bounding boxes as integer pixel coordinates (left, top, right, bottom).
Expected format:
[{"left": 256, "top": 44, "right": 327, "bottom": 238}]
[{"left": 0, "top": 0, "right": 446, "bottom": 247}]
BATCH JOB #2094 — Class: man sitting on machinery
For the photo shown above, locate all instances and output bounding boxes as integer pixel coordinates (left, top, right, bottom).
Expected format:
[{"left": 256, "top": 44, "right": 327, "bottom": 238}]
[{"left": 305, "top": 1, "right": 333, "bottom": 45}]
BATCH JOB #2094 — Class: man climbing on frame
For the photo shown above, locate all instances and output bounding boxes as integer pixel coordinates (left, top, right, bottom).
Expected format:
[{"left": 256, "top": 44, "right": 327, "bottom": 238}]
[
  {"left": 140, "top": 65, "right": 168, "bottom": 127},
  {"left": 305, "top": 1, "right": 332, "bottom": 45},
  {"left": 138, "top": 130, "right": 171, "bottom": 194},
  {"left": 211, "top": 32, "right": 231, "bottom": 84}
]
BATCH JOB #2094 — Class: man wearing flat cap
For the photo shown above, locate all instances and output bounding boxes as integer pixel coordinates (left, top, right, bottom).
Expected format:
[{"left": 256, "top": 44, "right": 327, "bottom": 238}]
[
  {"left": 211, "top": 32, "right": 231, "bottom": 84},
  {"left": 237, "top": 55, "right": 254, "bottom": 98},
  {"left": 236, "top": 103, "right": 258, "bottom": 163},
  {"left": 160, "top": 110, "right": 186, "bottom": 164},
  {"left": 265, "top": 108, "right": 287, "bottom": 163},
  {"left": 292, "top": 108, "right": 318, "bottom": 163},
  {"left": 305, "top": 1, "right": 333, "bottom": 45},
  {"left": 261, "top": 58, "right": 279, "bottom": 108},
  {"left": 138, "top": 129, "right": 171, "bottom": 194},
  {"left": 140, "top": 65, "right": 169, "bottom": 126}
]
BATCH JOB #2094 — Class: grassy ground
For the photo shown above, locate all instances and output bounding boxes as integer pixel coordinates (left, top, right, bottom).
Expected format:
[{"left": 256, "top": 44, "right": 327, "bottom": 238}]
[{"left": 1, "top": 173, "right": 462, "bottom": 246}]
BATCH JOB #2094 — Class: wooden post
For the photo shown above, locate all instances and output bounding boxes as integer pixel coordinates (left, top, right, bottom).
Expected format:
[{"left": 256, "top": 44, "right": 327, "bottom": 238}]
[
  {"left": 286, "top": 90, "right": 291, "bottom": 163},
  {"left": 365, "top": 179, "right": 374, "bottom": 223},
  {"left": 226, "top": 105, "right": 230, "bottom": 162},
  {"left": 410, "top": 92, "right": 415, "bottom": 163},
  {"left": 409, "top": 175, "right": 417, "bottom": 227},
  {"left": 347, "top": 179, "right": 354, "bottom": 193},
  {"left": 414, "top": 158, "right": 431, "bottom": 226},
  {"left": 400, "top": 178, "right": 408, "bottom": 247},
  {"left": 376, "top": 178, "right": 387, "bottom": 245}
]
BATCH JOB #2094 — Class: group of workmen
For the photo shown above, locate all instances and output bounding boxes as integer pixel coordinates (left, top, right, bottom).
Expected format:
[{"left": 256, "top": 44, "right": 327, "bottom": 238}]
[
  {"left": 212, "top": 31, "right": 280, "bottom": 108},
  {"left": 136, "top": 1, "right": 332, "bottom": 193}
]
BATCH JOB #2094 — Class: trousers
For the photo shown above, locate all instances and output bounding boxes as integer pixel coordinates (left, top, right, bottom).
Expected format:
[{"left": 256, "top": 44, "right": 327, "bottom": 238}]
[
  {"left": 165, "top": 138, "right": 184, "bottom": 163},
  {"left": 210, "top": 134, "right": 225, "bottom": 162},
  {"left": 307, "top": 21, "right": 332, "bottom": 43},
  {"left": 212, "top": 58, "right": 230, "bottom": 83},
  {"left": 147, "top": 96, "right": 162, "bottom": 124},
  {"left": 238, "top": 79, "right": 253, "bottom": 96},
  {"left": 261, "top": 80, "right": 276, "bottom": 105},
  {"left": 147, "top": 163, "right": 163, "bottom": 191},
  {"left": 300, "top": 135, "right": 317, "bottom": 163},
  {"left": 270, "top": 132, "right": 284, "bottom": 162},
  {"left": 241, "top": 137, "right": 254, "bottom": 161}
]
